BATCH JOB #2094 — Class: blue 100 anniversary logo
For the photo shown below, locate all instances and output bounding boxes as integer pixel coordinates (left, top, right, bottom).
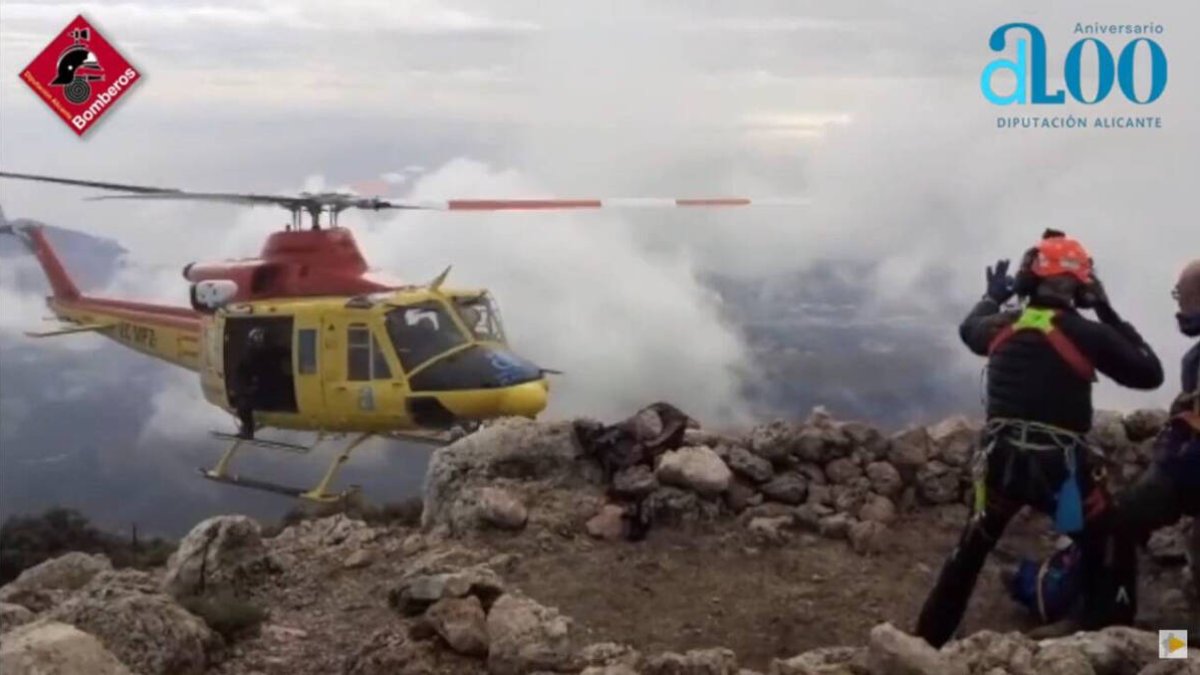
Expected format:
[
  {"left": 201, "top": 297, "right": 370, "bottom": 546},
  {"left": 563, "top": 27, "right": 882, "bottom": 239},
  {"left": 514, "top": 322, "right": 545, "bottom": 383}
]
[{"left": 981, "top": 22, "right": 1167, "bottom": 129}]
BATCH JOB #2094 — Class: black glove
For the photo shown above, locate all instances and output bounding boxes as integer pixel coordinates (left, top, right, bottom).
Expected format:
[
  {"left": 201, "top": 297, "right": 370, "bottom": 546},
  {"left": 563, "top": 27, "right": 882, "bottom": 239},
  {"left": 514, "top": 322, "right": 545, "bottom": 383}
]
[
  {"left": 985, "top": 259, "right": 1015, "bottom": 304},
  {"left": 1077, "top": 274, "right": 1110, "bottom": 311}
]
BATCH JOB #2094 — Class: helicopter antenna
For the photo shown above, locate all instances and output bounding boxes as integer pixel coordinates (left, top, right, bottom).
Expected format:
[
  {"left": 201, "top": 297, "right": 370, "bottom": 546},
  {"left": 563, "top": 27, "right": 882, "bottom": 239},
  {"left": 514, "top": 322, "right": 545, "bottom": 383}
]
[
  {"left": 428, "top": 265, "right": 452, "bottom": 291},
  {"left": 0, "top": 171, "right": 809, "bottom": 232}
]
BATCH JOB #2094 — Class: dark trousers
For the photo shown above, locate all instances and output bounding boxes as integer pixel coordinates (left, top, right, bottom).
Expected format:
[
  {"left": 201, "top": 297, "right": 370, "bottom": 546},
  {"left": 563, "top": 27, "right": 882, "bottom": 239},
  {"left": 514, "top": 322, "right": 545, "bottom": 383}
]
[
  {"left": 235, "top": 396, "right": 256, "bottom": 439},
  {"left": 1109, "top": 463, "right": 1200, "bottom": 623},
  {"left": 915, "top": 426, "right": 1122, "bottom": 647}
]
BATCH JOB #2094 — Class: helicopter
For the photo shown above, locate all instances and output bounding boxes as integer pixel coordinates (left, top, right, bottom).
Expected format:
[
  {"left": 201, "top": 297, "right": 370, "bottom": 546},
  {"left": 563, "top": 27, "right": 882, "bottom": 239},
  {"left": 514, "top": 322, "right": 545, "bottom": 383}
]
[{"left": 0, "top": 170, "right": 799, "bottom": 503}]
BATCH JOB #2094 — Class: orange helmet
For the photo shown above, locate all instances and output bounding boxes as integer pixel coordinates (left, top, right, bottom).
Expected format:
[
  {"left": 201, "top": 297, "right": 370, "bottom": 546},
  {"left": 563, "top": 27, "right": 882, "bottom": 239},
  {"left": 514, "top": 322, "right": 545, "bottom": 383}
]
[{"left": 1030, "top": 234, "right": 1093, "bottom": 283}]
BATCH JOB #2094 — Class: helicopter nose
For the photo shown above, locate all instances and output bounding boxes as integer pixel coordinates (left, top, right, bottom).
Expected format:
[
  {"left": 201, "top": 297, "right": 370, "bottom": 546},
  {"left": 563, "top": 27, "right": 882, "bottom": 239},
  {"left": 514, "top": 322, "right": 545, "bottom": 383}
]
[{"left": 495, "top": 379, "right": 549, "bottom": 418}]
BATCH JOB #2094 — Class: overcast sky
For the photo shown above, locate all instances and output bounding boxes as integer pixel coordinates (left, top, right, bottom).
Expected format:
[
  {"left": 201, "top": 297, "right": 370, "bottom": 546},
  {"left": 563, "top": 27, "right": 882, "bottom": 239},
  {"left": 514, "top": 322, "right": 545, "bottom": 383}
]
[{"left": 1, "top": 0, "right": 1197, "bottom": 432}]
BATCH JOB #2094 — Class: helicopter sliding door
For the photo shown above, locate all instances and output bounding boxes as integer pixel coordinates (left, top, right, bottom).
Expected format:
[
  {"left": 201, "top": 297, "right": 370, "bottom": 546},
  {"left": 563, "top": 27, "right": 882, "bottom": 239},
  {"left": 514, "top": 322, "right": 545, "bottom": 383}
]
[
  {"left": 223, "top": 316, "right": 298, "bottom": 413},
  {"left": 322, "top": 311, "right": 407, "bottom": 430}
]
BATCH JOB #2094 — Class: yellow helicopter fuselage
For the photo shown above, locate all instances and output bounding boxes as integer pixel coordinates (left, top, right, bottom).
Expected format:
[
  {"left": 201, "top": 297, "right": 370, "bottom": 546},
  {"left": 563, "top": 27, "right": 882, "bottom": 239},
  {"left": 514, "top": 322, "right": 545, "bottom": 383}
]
[{"left": 45, "top": 286, "right": 549, "bottom": 434}]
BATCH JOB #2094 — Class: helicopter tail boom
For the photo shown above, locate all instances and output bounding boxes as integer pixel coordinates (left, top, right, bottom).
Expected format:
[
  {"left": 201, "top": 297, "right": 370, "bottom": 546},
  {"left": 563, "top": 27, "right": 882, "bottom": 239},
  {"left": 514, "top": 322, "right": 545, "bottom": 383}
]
[
  {"left": 2, "top": 219, "right": 202, "bottom": 370},
  {"left": 1, "top": 221, "right": 81, "bottom": 300}
]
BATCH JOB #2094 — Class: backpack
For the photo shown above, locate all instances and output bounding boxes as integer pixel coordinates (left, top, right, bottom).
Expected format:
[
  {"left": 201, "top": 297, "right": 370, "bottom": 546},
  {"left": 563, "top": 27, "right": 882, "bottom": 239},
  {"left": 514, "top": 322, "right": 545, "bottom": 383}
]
[
  {"left": 1157, "top": 349, "right": 1200, "bottom": 488},
  {"left": 1008, "top": 541, "right": 1083, "bottom": 623}
]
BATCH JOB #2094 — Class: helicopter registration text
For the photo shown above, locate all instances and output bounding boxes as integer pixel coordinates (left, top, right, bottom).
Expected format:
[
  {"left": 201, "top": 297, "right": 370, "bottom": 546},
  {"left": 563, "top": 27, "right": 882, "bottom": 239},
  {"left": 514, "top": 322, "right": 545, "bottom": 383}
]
[{"left": 117, "top": 321, "right": 157, "bottom": 349}]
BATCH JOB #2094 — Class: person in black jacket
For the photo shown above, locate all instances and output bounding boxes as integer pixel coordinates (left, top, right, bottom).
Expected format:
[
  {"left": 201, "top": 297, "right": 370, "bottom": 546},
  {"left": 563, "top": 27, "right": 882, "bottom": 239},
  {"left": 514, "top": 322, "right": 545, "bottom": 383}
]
[
  {"left": 1106, "top": 259, "right": 1200, "bottom": 626},
  {"left": 915, "top": 230, "right": 1164, "bottom": 647},
  {"left": 233, "top": 327, "right": 273, "bottom": 440}
]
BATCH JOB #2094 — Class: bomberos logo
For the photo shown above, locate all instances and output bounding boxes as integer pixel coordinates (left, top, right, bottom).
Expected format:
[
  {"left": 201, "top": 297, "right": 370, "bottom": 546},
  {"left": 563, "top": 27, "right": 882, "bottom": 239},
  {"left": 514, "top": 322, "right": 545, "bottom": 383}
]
[
  {"left": 20, "top": 15, "right": 141, "bottom": 136},
  {"left": 981, "top": 22, "right": 1168, "bottom": 130}
]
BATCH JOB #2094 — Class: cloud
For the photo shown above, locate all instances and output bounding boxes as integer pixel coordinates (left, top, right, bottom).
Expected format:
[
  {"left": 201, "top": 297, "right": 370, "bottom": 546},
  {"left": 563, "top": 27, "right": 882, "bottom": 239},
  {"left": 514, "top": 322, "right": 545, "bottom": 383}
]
[{"left": 355, "top": 158, "right": 755, "bottom": 425}]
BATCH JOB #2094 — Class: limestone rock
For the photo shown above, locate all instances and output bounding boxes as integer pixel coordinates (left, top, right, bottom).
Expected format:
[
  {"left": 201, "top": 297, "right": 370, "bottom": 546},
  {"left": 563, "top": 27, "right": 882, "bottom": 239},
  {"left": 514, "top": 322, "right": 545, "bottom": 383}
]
[
  {"left": 0, "top": 620, "right": 135, "bottom": 675},
  {"left": 818, "top": 514, "right": 851, "bottom": 540},
  {"left": 749, "top": 516, "right": 794, "bottom": 545},
  {"left": 848, "top": 520, "right": 887, "bottom": 555},
  {"left": 1089, "top": 411, "right": 1129, "bottom": 454},
  {"left": 1030, "top": 643, "right": 1096, "bottom": 675},
  {"left": 47, "top": 569, "right": 217, "bottom": 675},
  {"left": 1147, "top": 524, "right": 1188, "bottom": 566},
  {"left": 928, "top": 416, "right": 979, "bottom": 468},
  {"left": 163, "top": 514, "right": 272, "bottom": 599},
  {"left": 858, "top": 495, "right": 897, "bottom": 525},
  {"left": 793, "top": 503, "right": 833, "bottom": 532},
  {"left": 1123, "top": 409, "right": 1169, "bottom": 443},
  {"left": 888, "top": 427, "right": 931, "bottom": 476},
  {"left": 0, "top": 551, "right": 112, "bottom": 612},
  {"left": 795, "top": 429, "right": 829, "bottom": 463},
  {"left": 641, "top": 487, "right": 722, "bottom": 526},
  {"left": 750, "top": 421, "right": 804, "bottom": 464},
  {"left": 486, "top": 593, "right": 574, "bottom": 675},
  {"left": 797, "top": 463, "right": 827, "bottom": 486},
  {"left": 725, "top": 479, "right": 762, "bottom": 513},
  {"left": 477, "top": 487, "right": 529, "bottom": 531},
  {"left": 587, "top": 504, "right": 627, "bottom": 541},
  {"left": 0, "top": 602, "right": 34, "bottom": 634},
  {"left": 642, "top": 647, "right": 738, "bottom": 674},
  {"left": 345, "top": 627, "right": 481, "bottom": 675},
  {"left": 343, "top": 548, "right": 377, "bottom": 570},
  {"left": 425, "top": 595, "right": 489, "bottom": 657},
  {"left": 582, "top": 665, "right": 642, "bottom": 675},
  {"left": 769, "top": 645, "right": 866, "bottom": 675},
  {"left": 867, "top": 623, "right": 966, "bottom": 675},
  {"left": 841, "top": 421, "right": 890, "bottom": 462},
  {"left": 943, "top": 630, "right": 1036, "bottom": 674},
  {"left": 831, "top": 483, "right": 870, "bottom": 516},
  {"left": 725, "top": 446, "right": 775, "bottom": 484},
  {"left": 824, "top": 458, "right": 863, "bottom": 485},
  {"left": 916, "top": 461, "right": 962, "bottom": 505},
  {"left": 656, "top": 447, "right": 733, "bottom": 496},
  {"left": 390, "top": 566, "right": 505, "bottom": 617},
  {"left": 865, "top": 462, "right": 903, "bottom": 498},
  {"left": 1043, "top": 627, "right": 1158, "bottom": 675},
  {"left": 634, "top": 406, "right": 666, "bottom": 438},
  {"left": 612, "top": 464, "right": 659, "bottom": 499},
  {"left": 579, "top": 641, "right": 642, "bottom": 670},
  {"left": 422, "top": 418, "right": 595, "bottom": 534},
  {"left": 761, "top": 473, "right": 808, "bottom": 505}
]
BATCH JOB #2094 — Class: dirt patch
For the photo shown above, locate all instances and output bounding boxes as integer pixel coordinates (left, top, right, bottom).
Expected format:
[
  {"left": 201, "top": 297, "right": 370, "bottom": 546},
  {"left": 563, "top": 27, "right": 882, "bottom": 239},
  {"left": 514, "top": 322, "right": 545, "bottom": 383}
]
[{"left": 507, "top": 505, "right": 1131, "bottom": 671}]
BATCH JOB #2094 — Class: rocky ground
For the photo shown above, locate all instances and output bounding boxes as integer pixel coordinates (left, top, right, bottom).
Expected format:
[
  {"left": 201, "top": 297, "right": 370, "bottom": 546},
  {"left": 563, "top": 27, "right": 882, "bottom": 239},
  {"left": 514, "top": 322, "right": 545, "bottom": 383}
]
[{"left": 0, "top": 407, "right": 1196, "bottom": 675}]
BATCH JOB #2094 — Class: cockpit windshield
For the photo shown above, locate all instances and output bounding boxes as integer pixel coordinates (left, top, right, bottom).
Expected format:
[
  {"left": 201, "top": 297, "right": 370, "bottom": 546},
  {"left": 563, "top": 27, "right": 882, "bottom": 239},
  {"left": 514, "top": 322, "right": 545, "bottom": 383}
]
[
  {"left": 385, "top": 301, "right": 468, "bottom": 371},
  {"left": 452, "top": 292, "right": 506, "bottom": 343}
]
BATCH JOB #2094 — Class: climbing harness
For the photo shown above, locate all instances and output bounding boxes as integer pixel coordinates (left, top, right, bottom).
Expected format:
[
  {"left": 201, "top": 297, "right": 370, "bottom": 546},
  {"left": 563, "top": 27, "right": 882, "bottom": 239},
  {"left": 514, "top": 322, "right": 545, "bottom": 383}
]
[
  {"left": 988, "top": 307, "right": 1096, "bottom": 382},
  {"left": 971, "top": 418, "right": 1095, "bottom": 534}
]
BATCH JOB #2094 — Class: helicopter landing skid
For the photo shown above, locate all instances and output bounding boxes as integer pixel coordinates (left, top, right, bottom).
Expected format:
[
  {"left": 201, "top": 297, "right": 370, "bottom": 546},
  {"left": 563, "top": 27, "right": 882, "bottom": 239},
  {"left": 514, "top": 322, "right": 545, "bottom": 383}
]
[
  {"left": 200, "top": 432, "right": 372, "bottom": 503},
  {"left": 208, "top": 431, "right": 311, "bottom": 454},
  {"left": 382, "top": 430, "right": 454, "bottom": 446}
]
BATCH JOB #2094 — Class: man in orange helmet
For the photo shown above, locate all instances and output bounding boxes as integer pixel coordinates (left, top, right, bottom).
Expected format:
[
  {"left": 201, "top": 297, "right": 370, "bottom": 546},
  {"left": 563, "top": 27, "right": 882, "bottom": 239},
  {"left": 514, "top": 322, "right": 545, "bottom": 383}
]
[
  {"left": 916, "top": 229, "right": 1164, "bottom": 647},
  {"left": 1106, "top": 258, "right": 1200, "bottom": 626}
]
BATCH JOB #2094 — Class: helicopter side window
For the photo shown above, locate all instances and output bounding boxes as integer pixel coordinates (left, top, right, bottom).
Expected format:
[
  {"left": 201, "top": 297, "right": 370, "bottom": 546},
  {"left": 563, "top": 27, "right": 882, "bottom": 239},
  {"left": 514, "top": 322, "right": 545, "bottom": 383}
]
[
  {"left": 297, "top": 329, "right": 318, "bottom": 375},
  {"left": 347, "top": 324, "right": 392, "bottom": 381},
  {"left": 385, "top": 302, "right": 467, "bottom": 371}
]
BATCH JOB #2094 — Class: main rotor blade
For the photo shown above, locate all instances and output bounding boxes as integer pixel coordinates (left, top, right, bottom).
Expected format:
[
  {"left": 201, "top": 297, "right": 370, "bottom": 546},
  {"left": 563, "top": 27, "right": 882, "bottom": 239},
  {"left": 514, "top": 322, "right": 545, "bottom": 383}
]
[
  {"left": 1, "top": 171, "right": 809, "bottom": 215},
  {"left": 0, "top": 169, "right": 312, "bottom": 208},
  {"left": 87, "top": 193, "right": 308, "bottom": 208},
  {"left": 377, "top": 197, "right": 810, "bottom": 211},
  {"left": 0, "top": 171, "right": 183, "bottom": 194}
]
